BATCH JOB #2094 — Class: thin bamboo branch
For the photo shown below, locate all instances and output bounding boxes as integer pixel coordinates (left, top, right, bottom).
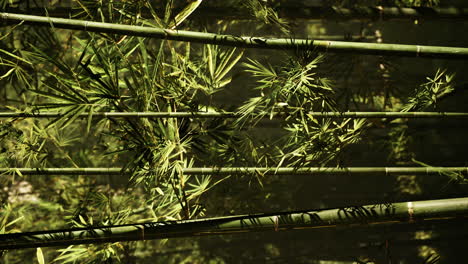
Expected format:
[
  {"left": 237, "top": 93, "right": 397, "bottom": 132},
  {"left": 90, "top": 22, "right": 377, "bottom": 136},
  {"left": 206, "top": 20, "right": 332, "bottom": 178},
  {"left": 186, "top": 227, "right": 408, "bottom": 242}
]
[
  {"left": 1, "top": 13, "right": 468, "bottom": 58},
  {"left": 1, "top": 111, "right": 468, "bottom": 118},
  {"left": 0, "top": 197, "right": 466, "bottom": 249},
  {"left": 313, "top": 35, "right": 377, "bottom": 41},
  {"left": 1, "top": 167, "right": 467, "bottom": 175},
  {"left": 277, "top": 6, "right": 468, "bottom": 20}
]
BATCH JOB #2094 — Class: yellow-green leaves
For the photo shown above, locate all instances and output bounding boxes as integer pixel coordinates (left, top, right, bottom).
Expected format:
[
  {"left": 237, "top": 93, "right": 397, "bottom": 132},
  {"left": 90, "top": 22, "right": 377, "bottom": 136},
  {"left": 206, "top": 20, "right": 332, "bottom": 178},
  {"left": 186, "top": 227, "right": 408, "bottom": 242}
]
[
  {"left": 245, "top": 0, "right": 290, "bottom": 34},
  {"left": 205, "top": 45, "right": 244, "bottom": 90},
  {"left": 238, "top": 53, "right": 366, "bottom": 167},
  {"left": 54, "top": 246, "right": 91, "bottom": 263},
  {"left": 36, "top": 248, "right": 45, "bottom": 264},
  {"left": 169, "top": 0, "right": 203, "bottom": 29},
  {"left": 164, "top": 44, "right": 243, "bottom": 96},
  {"left": 402, "top": 69, "right": 455, "bottom": 111}
]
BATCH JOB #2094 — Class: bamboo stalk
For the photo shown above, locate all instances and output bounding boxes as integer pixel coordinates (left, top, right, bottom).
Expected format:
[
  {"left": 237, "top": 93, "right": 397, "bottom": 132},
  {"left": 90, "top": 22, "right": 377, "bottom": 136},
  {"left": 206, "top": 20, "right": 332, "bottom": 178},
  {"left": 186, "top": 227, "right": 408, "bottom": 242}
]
[
  {"left": 1, "top": 13, "right": 468, "bottom": 58},
  {"left": 2, "top": 111, "right": 468, "bottom": 118},
  {"left": 277, "top": 6, "right": 468, "bottom": 20},
  {"left": 0, "top": 111, "right": 238, "bottom": 118},
  {"left": 1, "top": 167, "right": 467, "bottom": 175},
  {"left": 0, "top": 197, "right": 466, "bottom": 249},
  {"left": 313, "top": 35, "right": 376, "bottom": 41},
  {"left": 186, "top": 5, "right": 468, "bottom": 21}
]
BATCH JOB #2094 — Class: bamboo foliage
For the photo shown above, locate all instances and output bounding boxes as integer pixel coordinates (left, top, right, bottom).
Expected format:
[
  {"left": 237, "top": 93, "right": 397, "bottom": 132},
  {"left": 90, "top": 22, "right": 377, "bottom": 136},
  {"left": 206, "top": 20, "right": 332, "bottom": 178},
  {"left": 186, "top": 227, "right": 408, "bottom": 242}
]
[
  {"left": 1, "top": 167, "right": 467, "bottom": 176},
  {"left": 0, "top": 5, "right": 249, "bottom": 259},
  {"left": 402, "top": 69, "right": 455, "bottom": 111},
  {"left": 1, "top": 111, "right": 468, "bottom": 118},
  {"left": 2, "top": 13, "right": 468, "bottom": 58},
  {"left": 0, "top": 197, "right": 467, "bottom": 250},
  {"left": 234, "top": 54, "right": 365, "bottom": 167}
]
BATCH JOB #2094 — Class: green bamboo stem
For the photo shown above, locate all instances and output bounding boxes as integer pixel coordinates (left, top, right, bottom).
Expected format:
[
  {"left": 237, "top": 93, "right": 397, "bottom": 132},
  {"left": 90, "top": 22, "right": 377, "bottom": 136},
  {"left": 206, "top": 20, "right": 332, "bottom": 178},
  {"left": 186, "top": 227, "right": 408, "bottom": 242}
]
[
  {"left": 278, "top": 6, "right": 468, "bottom": 20},
  {"left": 1, "top": 167, "right": 467, "bottom": 175},
  {"left": 313, "top": 35, "right": 376, "bottom": 41},
  {"left": 0, "top": 111, "right": 237, "bottom": 118},
  {"left": 2, "top": 111, "right": 468, "bottom": 118},
  {"left": 192, "top": 6, "right": 468, "bottom": 21},
  {"left": 0, "top": 197, "right": 466, "bottom": 249},
  {"left": 1, "top": 13, "right": 468, "bottom": 58}
]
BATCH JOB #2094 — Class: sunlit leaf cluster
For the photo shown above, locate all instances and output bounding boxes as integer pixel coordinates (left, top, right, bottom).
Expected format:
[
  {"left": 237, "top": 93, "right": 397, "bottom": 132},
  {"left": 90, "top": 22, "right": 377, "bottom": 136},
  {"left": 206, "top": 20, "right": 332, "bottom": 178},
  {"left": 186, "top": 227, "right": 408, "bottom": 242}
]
[{"left": 237, "top": 54, "right": 368, "bottom": 167}]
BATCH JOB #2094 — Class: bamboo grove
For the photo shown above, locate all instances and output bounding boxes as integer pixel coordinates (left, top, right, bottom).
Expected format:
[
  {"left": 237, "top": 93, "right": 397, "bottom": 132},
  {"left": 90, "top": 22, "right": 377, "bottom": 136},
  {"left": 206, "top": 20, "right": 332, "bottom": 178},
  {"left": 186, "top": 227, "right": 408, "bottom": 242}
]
[{"left": 0, "top": 0, "right": 467, "bottom": 263}]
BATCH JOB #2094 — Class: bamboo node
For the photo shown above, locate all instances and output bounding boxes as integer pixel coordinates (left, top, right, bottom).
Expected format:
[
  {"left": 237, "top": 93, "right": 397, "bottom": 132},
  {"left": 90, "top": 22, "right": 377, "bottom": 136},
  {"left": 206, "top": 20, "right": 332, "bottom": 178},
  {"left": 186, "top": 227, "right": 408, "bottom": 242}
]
[
  {"left": 84, "top": 21, "right": 89, "bottom": 31},
  {"left": 416, "top": 45, "right": 421, "bottom": 57},
  {"left": 273, "top": 215, "right": 279, "bottom": 231}
]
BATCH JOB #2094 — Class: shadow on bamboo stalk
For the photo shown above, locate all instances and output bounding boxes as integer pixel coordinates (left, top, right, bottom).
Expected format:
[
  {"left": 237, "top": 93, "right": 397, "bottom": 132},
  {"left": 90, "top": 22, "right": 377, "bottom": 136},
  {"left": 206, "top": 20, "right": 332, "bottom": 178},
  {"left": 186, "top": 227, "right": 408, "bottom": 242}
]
[
  {"left": 1, "top": 13, "right": 468, "bottom": 59},
  {"left": 0, "top": 197, "right": 466, "bottom": 249}
]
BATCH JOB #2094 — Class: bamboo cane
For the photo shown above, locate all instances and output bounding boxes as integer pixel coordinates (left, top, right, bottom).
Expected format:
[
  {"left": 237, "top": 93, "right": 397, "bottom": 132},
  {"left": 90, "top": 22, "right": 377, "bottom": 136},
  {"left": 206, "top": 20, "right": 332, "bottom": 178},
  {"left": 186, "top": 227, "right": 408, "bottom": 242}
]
[
  {"left": 1, "top": 13, "right": 468, "bottom": 58},
  {"left": 0, "top": 197, "right": 466, "bottom": 249},
  {"left": 1, "top": 167, "right": 467, "bottom": 175},
  {"left": 278, "top": 6, "right": 468, "bottom": 20},
  {"left": 1, "top": 111, "right": 468, "bottom": 119},
  {"left": 188, "top": 6, "right": 468, "bottom": 21}
]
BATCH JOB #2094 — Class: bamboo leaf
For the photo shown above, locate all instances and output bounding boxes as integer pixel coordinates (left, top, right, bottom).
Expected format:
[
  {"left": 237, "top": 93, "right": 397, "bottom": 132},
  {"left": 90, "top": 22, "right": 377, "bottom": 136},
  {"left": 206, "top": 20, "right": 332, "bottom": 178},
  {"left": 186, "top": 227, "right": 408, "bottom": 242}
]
[
  {"left": 215, "top": 49, "right": 243, "bottom": 82},
  {"left": 36, "top": 248, "right": 45, "bottom": 264},
  {"left": 217, "top": 76, "right": 232, "bottom": 88},
  {"left": 54, "top": 246, "right": 88, "bottom": 263},
  {"left": 0, "top": 48, "right": 32, "bottom": 65},
  {"left": 31, "top": 88, "right": 81, "bottom": 105},
  {"left": 44, "top": 106, "right": 82, "bottom": 129},
  {"left": 0, "top": 67, "right": 15, "bottom": 80},
  {"left": 168, "top": 0, "right": 203, "bottom": 29},
  {"left": 207, "top": 44, "right": 214, "bottom": 79}
]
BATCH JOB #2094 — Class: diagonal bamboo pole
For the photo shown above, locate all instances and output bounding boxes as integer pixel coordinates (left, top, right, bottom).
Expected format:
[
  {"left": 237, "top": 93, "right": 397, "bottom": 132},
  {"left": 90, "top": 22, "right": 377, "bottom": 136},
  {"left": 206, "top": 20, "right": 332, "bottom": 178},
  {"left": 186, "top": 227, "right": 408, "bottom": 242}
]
[
  {"left": 1, "top": 167, "right": 467, "bottom": 175},
  {"left": 0, "top": 197, "right": 466, "bottom": 249},
  {"left": 2, "top": 111, "right": 468, "bottom": 119},
  {"left": 1, "top": 13, "right": 468, "bottom": 59}
]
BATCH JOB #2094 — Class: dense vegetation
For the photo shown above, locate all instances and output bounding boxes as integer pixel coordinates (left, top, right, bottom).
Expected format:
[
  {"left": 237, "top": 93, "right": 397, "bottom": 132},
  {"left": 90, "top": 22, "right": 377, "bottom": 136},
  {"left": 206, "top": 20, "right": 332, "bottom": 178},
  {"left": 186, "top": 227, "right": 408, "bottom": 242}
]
[{"left": 1, "top": 0, "right": 467, "bottom": 263}]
